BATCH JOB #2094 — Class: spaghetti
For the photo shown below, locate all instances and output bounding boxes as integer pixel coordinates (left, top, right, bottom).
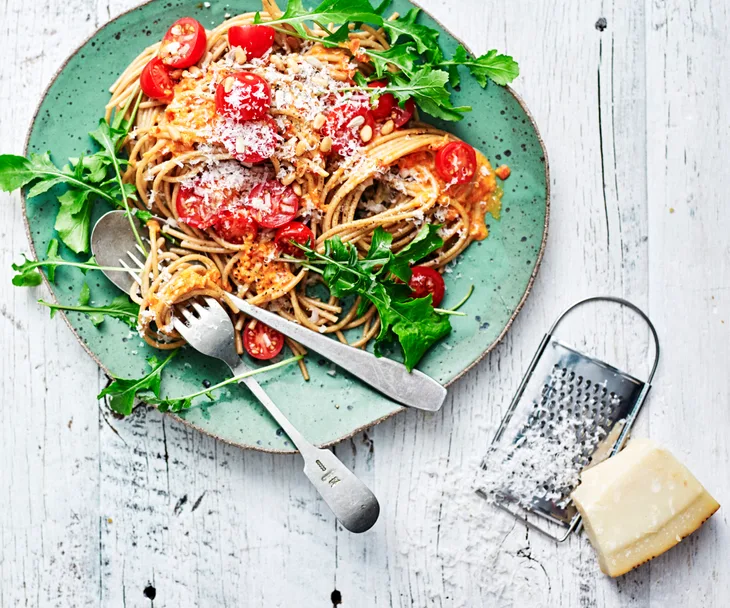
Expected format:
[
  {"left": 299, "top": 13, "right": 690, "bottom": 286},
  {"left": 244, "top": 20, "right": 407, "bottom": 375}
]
[{"left": 105, "top": 0, "right": 502, "bottom": 377}]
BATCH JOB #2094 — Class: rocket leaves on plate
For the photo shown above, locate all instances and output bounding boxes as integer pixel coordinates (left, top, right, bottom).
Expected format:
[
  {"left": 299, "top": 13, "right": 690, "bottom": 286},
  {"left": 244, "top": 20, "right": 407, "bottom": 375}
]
[
  {"left": 0, "top": 92, "right": 142, "bottom": 254},
  {"left": 438, "top": 45, "right": 520, "bottom": 88},
  {"left": 256, "top": 0, "right": 383, "bottom": 45},
  {"left": 99, "top": 352, "right": 303, "bottom": 416},
  {"left": 98, "top": 351, "right": 178, "bottom": 416},
  {"left": 260, "top": 0, "right": 519, "bottom": 121},
  {"left": 39, "top": 294, "right": 139, "bottom": 329},
  {"left": 296, "top": 225, "right": 451, "bottom": 370}
]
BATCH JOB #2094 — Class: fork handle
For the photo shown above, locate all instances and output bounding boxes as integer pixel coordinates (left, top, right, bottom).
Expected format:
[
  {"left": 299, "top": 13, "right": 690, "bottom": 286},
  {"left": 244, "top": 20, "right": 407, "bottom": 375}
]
[
  {"left": 226, "top": 293, "right": 447, "bottom": 412},
  {"left": 230, "top": 363, "right": 380, "bottom": 533}
]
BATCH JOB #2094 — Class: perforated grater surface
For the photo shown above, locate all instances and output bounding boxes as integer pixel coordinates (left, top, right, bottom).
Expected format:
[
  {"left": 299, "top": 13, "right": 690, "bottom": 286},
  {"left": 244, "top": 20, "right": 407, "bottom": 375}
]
[{"left": 477, "top": 296, "right": 660, "bottom": 541}]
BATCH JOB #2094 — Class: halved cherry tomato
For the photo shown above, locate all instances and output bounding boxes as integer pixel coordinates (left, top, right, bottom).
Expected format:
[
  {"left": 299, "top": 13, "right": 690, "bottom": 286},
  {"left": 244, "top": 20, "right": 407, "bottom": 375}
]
[
  {"left": 408, "top": 266, "right": 445, "bottom": 306},
  {"left": 244, "top": 321, "right": 284, "bottom": 360},
  {"left": 391, "top": 98, "right": 415, "bottom": 128},
  {"left": 435, "top": 141, "right": 477, "bottom": 185},
  {"left": 275, "top": 222, "right": 314, "bottom": 257},
  {"left": 321, "top": 102, "right": 375, "bottom": 155},
  {"left": 228, "top": 24, "right": 276, "bottom": 59},
  {"left": 140, "top": 58, "right": 175, "bottom": 102},
  {"left": 245, "top": 181, "right": 299, "bottom": 228},
  {"left": 176, "top": 185, "right": 221, "bottom": 229},
  {"left": 159, "top": 17, "right": 207, "bottom": 69},
  {"left": 216, "top": 72, "right": 271, "bottom": 121},
  {"left": 218, "top": 116, "right": 278, "bottom": 164},
  {"left": 368, "top": 80, "right": 415, "bottom": 127},
  {"left": 214, "top": 207, "right": 259, "bottom": 243},
  {"left": 369, "top": 81, "right": 396, "bottom": 119}
]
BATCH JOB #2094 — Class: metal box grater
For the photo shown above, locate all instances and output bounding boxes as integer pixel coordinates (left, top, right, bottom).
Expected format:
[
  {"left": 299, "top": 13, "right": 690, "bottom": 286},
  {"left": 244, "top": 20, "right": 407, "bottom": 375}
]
[{"left": 477, "top": 296, "right": 660, "bottom": 541}]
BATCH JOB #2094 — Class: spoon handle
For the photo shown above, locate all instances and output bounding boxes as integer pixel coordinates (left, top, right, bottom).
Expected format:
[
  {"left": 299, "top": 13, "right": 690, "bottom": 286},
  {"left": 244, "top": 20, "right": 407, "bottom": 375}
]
[
  {"left": 226, "top": 293, "right": 447, "bottom": 412},
  {"left": 231, "top": 362, "right": 380, "bottom": 534}
]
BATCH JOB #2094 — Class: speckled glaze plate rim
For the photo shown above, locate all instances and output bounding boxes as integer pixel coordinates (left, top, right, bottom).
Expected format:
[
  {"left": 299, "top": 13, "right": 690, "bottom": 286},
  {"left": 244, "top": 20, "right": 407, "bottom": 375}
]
[{"left": 21, "top": 0, "right": 550, "bottom": 453}]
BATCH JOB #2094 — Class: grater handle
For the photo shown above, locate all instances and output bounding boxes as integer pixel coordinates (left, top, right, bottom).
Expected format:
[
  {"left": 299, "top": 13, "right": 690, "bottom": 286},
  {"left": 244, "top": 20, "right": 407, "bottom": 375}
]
[{"left": 548, "top": 296, "right": 660, "bottom": 383}]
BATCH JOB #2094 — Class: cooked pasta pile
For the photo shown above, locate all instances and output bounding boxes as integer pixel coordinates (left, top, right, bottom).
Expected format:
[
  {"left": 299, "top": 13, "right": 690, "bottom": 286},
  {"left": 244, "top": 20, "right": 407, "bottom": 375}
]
[{"left": 106, "top": 0, "right": 502, "bottom": 376}]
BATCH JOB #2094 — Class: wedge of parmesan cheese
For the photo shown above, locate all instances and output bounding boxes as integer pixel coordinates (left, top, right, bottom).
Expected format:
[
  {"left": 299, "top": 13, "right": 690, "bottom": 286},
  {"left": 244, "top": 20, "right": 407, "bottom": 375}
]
[{"left": 571, "top": 438, "right": 720, "bottom": 577}]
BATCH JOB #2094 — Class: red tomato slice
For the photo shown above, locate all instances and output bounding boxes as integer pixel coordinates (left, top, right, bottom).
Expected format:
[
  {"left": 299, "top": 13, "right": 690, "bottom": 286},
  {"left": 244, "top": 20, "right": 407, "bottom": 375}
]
[
  {"left": 368, "top": 81, "right": 396, "bottom": 120},
  {"left": 218, "top": 116, "right": 279, "bottom": 164},
  {"left": 275, "top": 222, "right": 314, "bottom": 257},
  {"left": 368, "top": 80, "right": 414, "bottom": 127},
  {"left": 175, "top": 185, "right": 223, "bottom": 229},
  {"left": 321, "top": 102, "right": 375, "bottom": 155},
  {"left": 214, "top": 207, "right": 259, "bottom": 243},
  {"left": 408, "top": 266, "right": 445, "bottom": 306},
  {"left": 159, "top": 17, "right": 207, "bottom": 69},
  {"left": 140, "top": 58, "right": 175, "bottom": 102},
  {"left": 244, "top": 321, "right": 284, "bottom": 360},
  {"left": 435, "top": 141, "right": 477, "bottom": 185},
  {"left": 216, "top": 72, "right": 271, "bottom": 121},
  {"left": 245, "top": 181, "right": 300, "bottom": 229},
  {"left": 228, "top": 25, "right": 276, "bottom": 59},
  {"left": 391, "top": 98, "right": 415, "bottom": 128}
]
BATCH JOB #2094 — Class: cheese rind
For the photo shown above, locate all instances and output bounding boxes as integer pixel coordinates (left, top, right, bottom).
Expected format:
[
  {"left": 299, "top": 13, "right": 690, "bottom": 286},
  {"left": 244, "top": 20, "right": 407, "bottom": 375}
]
[{"left": 571, "top": 438, "right": 720, "bottom": 577}]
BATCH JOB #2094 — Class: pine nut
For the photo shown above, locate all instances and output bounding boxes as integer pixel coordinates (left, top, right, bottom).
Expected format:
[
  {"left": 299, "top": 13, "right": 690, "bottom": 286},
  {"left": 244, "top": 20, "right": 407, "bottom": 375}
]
[
  {"left": 380, "top": 119, "right": 395, "bottom": 135},
  {"left": 313, "top": 113, "right": 326, "bottom": 130},
  {"left": 187, "top": 65, "right": 201, "bottom": 77},
  {"left": 320, "top": 136, "right": 333, "bottom": 153},
  {"left": 223, "top": 76, "right": 234, "bottom": 93},
  {"left": 292, "top": 182, "right": 303, "bottom": 196},
  {"left": 270, "top": 55, "right": 285, "bottom": 69},
  {"left": 360, "top": 125, "right": 373, "bottom": 143},
  {"left": 304, "top": 55, "right": 324, "bottom": 69},
  {"left": 235, "top": 137, "right": 246, "bottom": 154},
  {"left": 295, "top": 139, "right": 308, "bottom": 156},
  {"left": 348, "top": 115, "right": 365, "bottom": 129},
  {"left": 233, "top": 47, "right": 247, "bottom": 64}
]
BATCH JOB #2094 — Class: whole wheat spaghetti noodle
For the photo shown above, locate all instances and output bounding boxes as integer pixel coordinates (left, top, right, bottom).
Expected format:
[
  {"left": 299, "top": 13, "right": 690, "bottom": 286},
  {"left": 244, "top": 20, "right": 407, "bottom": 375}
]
[{"left": 106, "top": 1, "right": 502, "bottom": 376}]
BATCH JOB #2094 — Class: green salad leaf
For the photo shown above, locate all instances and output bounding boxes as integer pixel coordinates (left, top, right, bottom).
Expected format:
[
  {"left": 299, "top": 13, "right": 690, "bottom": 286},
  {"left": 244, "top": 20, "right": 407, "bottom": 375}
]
[
  {"left": 0, "top": 93, "right": 142, "bottom": 254},
  {"left": 439, "top": 45, "right": 520, "bottom": 88},
  {"left": 98, "top": 352, "right": 177, "bottom": 416},
  {"left": 39, "top": 294, "right": 139, "bottom": 329},
  {"left": 99, "top": 352, "right": 302, "bottom": 416},
  {"left": 297, "top": 225, "right": 451, "bottom": 370}
]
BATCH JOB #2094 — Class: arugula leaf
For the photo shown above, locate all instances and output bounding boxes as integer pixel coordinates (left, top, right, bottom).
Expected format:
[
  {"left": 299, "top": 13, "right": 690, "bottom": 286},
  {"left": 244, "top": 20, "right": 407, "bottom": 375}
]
[
  {"left": 261, "top": 0, "right": 382, "bottom": 46},
  {"left": 387, "top": 224, "right": 443, "bottom": 281},
  {"left": 368, "top": 67, "right": 471, "bottom": 121},
  {"left": 146, "top": 355, "right": 303, "bottom": 413},
  {"left": 0, "top": 93, "right": 141, "bottom": 255},
  {"left": 298, "top": 226, "right": 450, "bottom": 370},
  {"left": 364, "top": 44, "right": 419, "bottom": 79},
  {"left": 134, "top": 208, "right": 154, "bottom": 223},
  {"left": 381, "top": 295, "right": 451, "bottom": 370},
  {"left": 44, "top": 239, "right": 62, "bottom": 283},
  {"left": 11, "top": 252, "right": 121, "bottom": 287},
  {"left": 440, "top": 45, "right": 520, "bottom": 87},
  {"left": 98, "top": 352, "right": 177, "bottom": 416},
  {"left": 11, "top": 255, "right": 43, "bottom": 287},
  {"left": 77, "top": 282, "right": 105, "bottom": 326},
  {"left": 39, "top": 294, "right": 139, "bottom": 329},
  {"left": 382, "top": 8, "right": 441, "bottom": 62}
]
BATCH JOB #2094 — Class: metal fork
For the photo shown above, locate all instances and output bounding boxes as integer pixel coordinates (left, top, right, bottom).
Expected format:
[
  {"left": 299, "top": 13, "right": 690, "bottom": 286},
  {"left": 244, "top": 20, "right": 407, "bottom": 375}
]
[
  {"left": 91, "top": 210, "right": 448, "bottom": 412},
  {"left": 174, "top": 297, "right": 380, "bottom": 533}
]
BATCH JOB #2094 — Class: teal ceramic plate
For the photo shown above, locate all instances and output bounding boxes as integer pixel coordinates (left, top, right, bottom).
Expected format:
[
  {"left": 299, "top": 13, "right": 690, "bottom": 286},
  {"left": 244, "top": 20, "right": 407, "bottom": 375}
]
[{"left": 23, "top": 0, "right": 549, "bottom": 453}]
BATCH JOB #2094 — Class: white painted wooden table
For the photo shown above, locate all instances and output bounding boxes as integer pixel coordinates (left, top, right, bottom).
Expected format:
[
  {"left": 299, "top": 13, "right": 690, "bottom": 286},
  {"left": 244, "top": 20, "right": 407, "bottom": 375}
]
[{"left": 2, "top": 0, "right": 729, "bottom": 606}]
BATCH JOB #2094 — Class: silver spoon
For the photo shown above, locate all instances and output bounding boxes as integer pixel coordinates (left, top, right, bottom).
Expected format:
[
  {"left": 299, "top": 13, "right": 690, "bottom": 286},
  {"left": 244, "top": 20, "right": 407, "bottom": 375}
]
[
  {"left": 91, "top": 213, "right": 379, "bottom": 533},
  {"left": 91, "top": 210, "right": 447, "bottom": 411}
]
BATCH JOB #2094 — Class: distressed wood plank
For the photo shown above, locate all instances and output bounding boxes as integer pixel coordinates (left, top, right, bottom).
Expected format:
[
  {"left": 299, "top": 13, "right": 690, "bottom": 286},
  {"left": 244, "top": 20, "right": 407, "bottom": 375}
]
[{"left": 1, "top": 0, "right": 728, "bottom": 605}]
